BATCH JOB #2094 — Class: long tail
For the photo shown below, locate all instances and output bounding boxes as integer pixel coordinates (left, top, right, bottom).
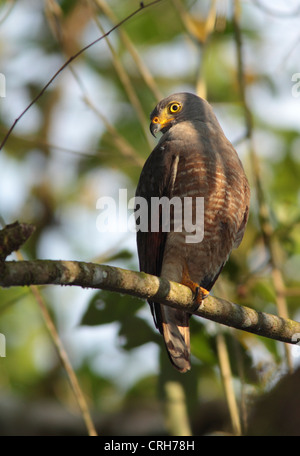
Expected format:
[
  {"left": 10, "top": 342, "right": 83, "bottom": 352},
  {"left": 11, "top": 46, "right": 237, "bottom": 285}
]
[{"left": 160, "top": 305, "right": 191, "bottom": 373}]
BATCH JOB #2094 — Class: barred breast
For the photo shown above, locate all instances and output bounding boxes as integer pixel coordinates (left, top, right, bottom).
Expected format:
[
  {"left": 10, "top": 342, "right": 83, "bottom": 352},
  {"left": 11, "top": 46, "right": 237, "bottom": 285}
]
[{"left": 160, "top": 121, "right": 249, "bottom": 290}]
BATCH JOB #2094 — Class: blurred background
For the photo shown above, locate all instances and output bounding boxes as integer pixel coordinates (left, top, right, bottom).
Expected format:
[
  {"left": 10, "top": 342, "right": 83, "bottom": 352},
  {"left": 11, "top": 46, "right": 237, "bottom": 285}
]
[{"left": 0, "top": 0, "right": 300, "bottom": 436}]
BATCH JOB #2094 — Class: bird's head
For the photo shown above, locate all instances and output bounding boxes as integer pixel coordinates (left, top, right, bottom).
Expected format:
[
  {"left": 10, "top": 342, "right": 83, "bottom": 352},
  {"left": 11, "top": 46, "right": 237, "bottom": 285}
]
[{"left": 149, "top": 92, "right": 212, "bottom": 137}]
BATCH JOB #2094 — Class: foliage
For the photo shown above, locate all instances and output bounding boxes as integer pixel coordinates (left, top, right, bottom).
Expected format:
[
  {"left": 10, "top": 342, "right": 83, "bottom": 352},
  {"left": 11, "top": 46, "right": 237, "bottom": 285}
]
[{"left": 0, "top": 0, "right": 300, "bottom": 436}]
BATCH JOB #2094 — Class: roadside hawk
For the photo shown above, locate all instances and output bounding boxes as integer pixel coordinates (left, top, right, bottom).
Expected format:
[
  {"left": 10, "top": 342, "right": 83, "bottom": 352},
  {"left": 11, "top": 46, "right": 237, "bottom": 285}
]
[{"left": 135, "top": 92, "right": 250, "bottom": 373}]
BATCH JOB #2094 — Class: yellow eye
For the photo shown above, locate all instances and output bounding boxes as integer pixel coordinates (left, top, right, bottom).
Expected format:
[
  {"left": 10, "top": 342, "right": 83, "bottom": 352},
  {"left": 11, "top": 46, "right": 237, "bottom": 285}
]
[{"left": 168, "top": 102, "right": 182, "bottom": 114}]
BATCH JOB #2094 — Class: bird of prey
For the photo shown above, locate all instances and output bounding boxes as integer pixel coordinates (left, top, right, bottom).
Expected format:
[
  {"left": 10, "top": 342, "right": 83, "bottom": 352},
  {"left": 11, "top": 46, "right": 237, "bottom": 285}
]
[{"left": 135, "top": 93, "right": 250, "bottom": 373}]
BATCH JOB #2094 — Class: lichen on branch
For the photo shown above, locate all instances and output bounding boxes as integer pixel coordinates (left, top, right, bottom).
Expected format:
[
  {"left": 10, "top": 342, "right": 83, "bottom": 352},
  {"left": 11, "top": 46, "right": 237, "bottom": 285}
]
[{"left": 1, "top": 259, "right": 300, "bottom": 345}]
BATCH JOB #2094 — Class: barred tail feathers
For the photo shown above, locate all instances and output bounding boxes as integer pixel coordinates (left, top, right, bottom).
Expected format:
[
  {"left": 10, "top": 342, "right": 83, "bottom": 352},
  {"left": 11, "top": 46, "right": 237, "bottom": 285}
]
[{"left": 161, "top": 306, "right": 191, "bottom": 373}]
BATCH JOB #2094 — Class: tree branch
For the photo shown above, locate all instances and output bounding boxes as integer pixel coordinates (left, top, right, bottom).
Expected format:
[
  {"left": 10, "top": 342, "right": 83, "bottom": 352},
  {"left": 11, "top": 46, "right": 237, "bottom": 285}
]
[
  {"left": 1, "top": 259, "right": 300, "bottom": 344},
  {"left": 0, "top": 222, "right": 35, "bottom": 260}
]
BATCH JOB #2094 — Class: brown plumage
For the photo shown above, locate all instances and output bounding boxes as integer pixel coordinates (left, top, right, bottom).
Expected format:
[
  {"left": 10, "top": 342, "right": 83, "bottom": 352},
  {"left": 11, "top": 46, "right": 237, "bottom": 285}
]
[{"left": 135, "top": 93, "right": 250, "bottom": 373}]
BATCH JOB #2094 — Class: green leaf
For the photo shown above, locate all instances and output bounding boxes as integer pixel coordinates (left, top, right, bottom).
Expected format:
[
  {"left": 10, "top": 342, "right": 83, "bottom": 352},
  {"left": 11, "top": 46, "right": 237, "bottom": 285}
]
[
  {"left": 118, "top": 315, "right": 159, "bottom": 350},
  {"left": 190, "top": 322, "right": 217, "bottom": 366},
  {"left": 80, "top": 290, "right": 145, "bottom": 326}
]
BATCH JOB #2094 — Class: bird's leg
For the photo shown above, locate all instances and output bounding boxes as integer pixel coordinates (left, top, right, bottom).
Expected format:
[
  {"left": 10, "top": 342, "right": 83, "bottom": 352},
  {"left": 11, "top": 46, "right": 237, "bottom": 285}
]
[{"left": 181, "top": 262, "right": 210, "bottom": 308}]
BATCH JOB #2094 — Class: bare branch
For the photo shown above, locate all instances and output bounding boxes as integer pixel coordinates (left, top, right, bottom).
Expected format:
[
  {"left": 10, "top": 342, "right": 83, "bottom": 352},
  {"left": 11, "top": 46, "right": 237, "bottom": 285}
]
[
  {"left": 1, "top": 259, "right": 300, "bottom": 344},
  {"left": 0, "top": 222, "right": 35, "bottom": 260}
]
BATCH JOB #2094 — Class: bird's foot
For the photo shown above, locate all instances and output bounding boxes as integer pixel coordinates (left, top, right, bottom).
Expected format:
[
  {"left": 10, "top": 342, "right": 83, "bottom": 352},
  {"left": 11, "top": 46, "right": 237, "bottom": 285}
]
[
  {"left": 186, "top": 283, "right": 210, "bottom": 312},
  {"left": 181, "top": 263, "right": 210, "bottom": 310},
  {"left": 194, "top": 285, "right": 210, "bottom": 304}
]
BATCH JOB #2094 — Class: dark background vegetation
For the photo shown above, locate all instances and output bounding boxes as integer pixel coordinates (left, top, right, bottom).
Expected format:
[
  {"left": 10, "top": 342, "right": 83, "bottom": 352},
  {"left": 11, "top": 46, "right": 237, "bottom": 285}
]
[{"left": 1, "top": 0, "right": 300, "bottom": 436}]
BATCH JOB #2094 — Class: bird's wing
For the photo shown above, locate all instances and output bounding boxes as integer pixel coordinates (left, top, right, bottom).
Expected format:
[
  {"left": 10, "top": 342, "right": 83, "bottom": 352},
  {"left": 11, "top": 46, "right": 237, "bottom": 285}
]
[
  {"left": 135, "top": 142, "right": 192, "bottom": 373},
  {"left": 135, "top": 142, "right": 179, "bottom": 330},
  {"left": 233, "top": 177, "right": 250, "bottom": 249}
]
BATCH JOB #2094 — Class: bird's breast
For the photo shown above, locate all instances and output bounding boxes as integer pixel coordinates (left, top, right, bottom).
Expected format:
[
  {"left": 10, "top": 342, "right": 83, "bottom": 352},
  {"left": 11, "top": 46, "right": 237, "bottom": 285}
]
[{"left": 161, "top": 143, "right": 248, "bottom": 286}]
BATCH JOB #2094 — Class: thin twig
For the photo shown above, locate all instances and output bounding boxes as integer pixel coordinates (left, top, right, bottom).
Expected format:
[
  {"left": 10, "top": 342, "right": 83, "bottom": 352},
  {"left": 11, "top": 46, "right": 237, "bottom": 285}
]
[
  {"left": 216, "top": 333, "right": 241, "bottom": 435},
  {"left": 29, "top": 284, "right": 98, "bottom": 436},
  {"left": 93, "top": 0, "right": 163, "bottom": 101},
  {"left": 92, "top": 13, "right": 152, "bottom": 149},
  {"left": 0, "top": 0, "right": 164, "bottom": 151},
  {"left": 0, "top": 0, "right": 16, "bottom": 26},
  {"left": 14, "top": 253, "right": 97, "bottom": 436},
  {"left": 82, "top": 94, "right": 144, "bottom": 167},
  {"left": 214, "top": 279, "right": 242, "bottom": 435},
  {"left": 232, "top": 0, "right": 293, "bottom": 371},
  {"left": 163, "top": 381, "right": 192, "bottom": 436}
]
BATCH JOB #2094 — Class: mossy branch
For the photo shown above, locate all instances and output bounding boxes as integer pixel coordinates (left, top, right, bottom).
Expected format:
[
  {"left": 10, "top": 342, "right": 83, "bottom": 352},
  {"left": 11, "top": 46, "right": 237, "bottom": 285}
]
[{"left": 1, "top": 259, "right": 300, "bottom": 344}]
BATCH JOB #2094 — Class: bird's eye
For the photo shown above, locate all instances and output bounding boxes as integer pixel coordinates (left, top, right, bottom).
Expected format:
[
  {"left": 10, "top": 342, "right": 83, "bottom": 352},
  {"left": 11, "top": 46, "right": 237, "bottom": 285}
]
[{"left": 169, "top": 102, "right": 182, "bottom": 114}]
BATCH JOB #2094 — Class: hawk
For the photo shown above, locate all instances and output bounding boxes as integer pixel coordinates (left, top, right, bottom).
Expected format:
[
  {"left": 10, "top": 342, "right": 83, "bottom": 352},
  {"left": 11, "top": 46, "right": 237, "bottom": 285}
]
[{"left": 135, "top": 93, "right": 250, "bottom": 373}]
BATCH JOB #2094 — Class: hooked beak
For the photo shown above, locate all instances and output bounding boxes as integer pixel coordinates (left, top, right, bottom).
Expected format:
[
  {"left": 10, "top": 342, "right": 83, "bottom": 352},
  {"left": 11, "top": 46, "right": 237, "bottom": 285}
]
[
  {"left": 150, "top": 116, "right": 172, "bottom": 138},
  {"left": 150, "top": 121, "right": 161, "bottom": 138}
]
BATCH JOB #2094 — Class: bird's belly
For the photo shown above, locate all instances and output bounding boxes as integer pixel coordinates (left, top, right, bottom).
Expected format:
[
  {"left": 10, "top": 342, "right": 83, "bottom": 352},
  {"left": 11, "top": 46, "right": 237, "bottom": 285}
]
[
  {"left": 160, "top": 229, "right": 223, "bottom": 287},
  {"left": 160, "top": 164, "right": 243, "bottom": 287}
]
